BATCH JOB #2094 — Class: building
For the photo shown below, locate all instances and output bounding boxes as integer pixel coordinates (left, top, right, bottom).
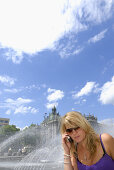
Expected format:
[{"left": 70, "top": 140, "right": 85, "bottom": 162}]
[
  {"left": 41, "top": 106, "right": 61, "bottom": 141},
  {"left": 0, "top": 118, "right": 10, "bottom": 127},
  {"left": 84, "top": 113, "right": 98, "bottom": 128}
]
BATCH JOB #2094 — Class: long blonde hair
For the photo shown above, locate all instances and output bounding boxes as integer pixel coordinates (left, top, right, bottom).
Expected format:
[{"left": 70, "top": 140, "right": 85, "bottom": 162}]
[{"left": 60, "top": 111, "right": 100, "bottom": 157}]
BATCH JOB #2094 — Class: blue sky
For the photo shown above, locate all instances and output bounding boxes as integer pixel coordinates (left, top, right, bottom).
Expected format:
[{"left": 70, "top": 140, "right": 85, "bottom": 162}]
[{"left": 0, "top": 0, "right": 114, "bottom": 128}]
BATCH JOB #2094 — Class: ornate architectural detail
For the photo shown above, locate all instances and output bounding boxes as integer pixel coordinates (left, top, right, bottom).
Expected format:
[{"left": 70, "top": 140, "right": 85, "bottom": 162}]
[{"left": 41, "top": 106, "right": 61, "bottom": 141}]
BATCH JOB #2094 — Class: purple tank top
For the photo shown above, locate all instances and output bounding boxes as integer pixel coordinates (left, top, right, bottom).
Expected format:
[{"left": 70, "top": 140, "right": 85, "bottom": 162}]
[{"left": 77, "top": 134, "right": 114, "bottom": 170}]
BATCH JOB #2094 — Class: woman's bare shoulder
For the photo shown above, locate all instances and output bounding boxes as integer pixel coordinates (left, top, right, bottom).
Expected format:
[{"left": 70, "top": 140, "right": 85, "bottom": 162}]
[
  {"left": 101, "top": 133, "right": 113, "bottom": 142},
  {"left": 101, "top": 133, "right": 114, "bottom": 158}
]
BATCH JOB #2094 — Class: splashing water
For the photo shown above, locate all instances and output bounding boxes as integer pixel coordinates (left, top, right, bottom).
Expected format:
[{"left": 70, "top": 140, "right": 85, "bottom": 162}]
[
  {"left": 13, "top": 135, "right": 64, "bottom": 170},
  {"left": 0, "top": 127, "right": 39, "bottom": 153},
  {"left": 0, "top": 125, "right": 113, "bottom": 170}
]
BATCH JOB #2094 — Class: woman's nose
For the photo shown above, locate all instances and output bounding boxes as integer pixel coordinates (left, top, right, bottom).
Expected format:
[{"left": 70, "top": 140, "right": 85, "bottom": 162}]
[{"left": 72, "top": 129, "right": 77, "bottom": 134}]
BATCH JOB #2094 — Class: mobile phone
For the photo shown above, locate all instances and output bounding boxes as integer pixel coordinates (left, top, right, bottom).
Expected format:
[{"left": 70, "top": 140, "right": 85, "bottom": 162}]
[{"left": 67, "top": 136, "right": 73, "bottom": 143}]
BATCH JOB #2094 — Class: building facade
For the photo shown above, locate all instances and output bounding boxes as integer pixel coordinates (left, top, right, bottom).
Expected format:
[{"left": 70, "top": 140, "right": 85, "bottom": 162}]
[
  {"left": 41, "top": 106, "right": 61, "bottom": 141},
  {"left": 0, "top": 118, "right": 10, "bottom": 127}
]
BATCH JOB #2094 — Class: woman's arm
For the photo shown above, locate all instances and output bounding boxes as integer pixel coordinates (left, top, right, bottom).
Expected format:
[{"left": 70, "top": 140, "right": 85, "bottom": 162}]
[
  {"left": 64, "top": 155, "right": 74, "bottom": 170},
  {"left": 102, "top": 133, "right": 114, "bottom": 159},
  {"left": 71, "top": 156, "right": 78, "bottom": 170}
]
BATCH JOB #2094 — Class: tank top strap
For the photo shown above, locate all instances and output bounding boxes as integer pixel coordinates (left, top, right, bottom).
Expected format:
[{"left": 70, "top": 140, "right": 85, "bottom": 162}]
[{"left": 100, "top": 134, "right": 106, "bottom": 154}]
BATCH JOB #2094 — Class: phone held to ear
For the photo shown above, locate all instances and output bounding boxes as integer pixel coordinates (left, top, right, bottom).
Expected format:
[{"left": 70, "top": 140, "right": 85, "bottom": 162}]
[{"left": 67, "top": 136, "right": 73, "bottom": 143}]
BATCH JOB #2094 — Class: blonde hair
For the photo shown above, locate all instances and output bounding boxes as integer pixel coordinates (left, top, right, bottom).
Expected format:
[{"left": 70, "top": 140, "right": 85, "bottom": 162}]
[{"left": 60, "top": 111, "right": 100, "bottom": 157}]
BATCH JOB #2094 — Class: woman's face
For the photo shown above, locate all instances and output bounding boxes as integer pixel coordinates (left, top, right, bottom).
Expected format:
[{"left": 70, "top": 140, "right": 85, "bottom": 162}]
[{"left": 65, "top": 125, "right": 86, "bottom": 143}]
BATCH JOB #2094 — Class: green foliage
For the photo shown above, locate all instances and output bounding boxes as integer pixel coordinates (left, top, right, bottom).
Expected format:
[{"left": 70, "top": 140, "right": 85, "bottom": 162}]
[
  {"left": 0, "top": 124, "right": 20, "bottom": 136},
  {"left": 29, "top": 123, "right": 37, "bottom": 128}
]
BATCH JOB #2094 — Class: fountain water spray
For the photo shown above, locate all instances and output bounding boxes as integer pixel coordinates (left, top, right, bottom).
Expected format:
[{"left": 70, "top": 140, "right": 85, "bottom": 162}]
[{"left": 0, "top": 124, "right": 113, "bottom": 170}]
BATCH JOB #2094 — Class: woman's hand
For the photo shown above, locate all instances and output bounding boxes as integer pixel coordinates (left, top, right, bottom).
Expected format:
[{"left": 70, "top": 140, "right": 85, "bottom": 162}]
[{"left": 62, "top": 133, "right": 72, "bottom": 154}]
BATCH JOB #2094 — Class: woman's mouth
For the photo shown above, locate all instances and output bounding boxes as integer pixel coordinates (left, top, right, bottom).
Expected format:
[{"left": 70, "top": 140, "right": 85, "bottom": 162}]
[{"left": 75, "top": 136, "right": 80, "bottom": 139}]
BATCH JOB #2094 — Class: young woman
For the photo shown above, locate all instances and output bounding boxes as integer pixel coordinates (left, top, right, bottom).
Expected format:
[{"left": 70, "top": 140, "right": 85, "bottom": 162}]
[{"left": 61, "top": 111, "right": 114, "bottom": 170}]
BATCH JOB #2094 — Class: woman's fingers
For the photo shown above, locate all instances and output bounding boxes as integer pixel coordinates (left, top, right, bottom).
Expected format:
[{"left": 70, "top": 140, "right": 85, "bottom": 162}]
[{"left": 62, "top": 134, "right": 72, "bottom": 152}]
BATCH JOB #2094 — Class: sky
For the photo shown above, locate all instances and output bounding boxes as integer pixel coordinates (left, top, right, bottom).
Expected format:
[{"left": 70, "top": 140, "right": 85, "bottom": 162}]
[{"left": 0, "top": 0, "right": 114, "bottom": 129}]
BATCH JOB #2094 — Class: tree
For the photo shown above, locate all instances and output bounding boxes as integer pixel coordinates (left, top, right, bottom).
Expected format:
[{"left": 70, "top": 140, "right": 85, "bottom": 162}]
[
  {"left": 0, "top": 125, "right": 20, "bottom": 136},
  {"left": 29, "top": 123, "right": 37, "bottom": 128}
]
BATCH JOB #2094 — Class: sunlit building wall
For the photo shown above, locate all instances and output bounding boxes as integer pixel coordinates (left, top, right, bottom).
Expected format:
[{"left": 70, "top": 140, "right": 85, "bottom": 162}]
[{"left": 0, "top": 118, "right": 10, "bottom": 127}]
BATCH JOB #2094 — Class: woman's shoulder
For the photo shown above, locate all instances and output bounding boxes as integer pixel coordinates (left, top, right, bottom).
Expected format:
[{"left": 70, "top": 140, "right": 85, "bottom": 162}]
[
  {"left": 101, "top": 133, "right": 114, "bottom": 158},
  {"left": 101, "top": 133, "right": 113, "bottom": 143}
]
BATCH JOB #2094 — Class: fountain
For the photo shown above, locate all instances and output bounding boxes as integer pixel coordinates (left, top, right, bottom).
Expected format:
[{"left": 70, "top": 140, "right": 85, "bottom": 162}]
[
  {"left": 0, "top": 123, "right": 113, "bottom": 170},
  {"left": 0, "top": 126, "right": 64, "bottom": 170}
]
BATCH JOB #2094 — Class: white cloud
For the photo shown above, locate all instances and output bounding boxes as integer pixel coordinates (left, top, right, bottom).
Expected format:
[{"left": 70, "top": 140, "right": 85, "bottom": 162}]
[
  {"left": 5, "top": 97, "right": 32, "bottom": 106},
  {"left": 0, "top": 97, "right": 38, "bottom": 115},
  {"left": 88, "top": 29, "right": 107, "bottom": 43},
  {"left": 47, "top": 88, "right": 56, "bottom": 93},
  {"left": 4, "top": 88, "right": 21, "bottom": 93},
  {"left": 46, "top": 102, "right": 58, "bottom": 109},
  {"left": 47, "top": 88, "right": 64, "bottom": 102},
  {"left": 0, "top": 75, "right": 16, "bottom": 86},
  {"left": 4, "top": 84, "right": 41, "bottom": 93},
  {"left": 5, "top": 109, "right": 11, "bottom": 115},
  {"left": 73, "top": 82, "right": 96, "bottom": 98},
  {"left": 14, "top": 106, "right": 31, "bottom": 114},
  {"left": 73, "top": 47, "right": 83, "bottom": 55},
  {"left": 31, "top": 108, "right": 38, "bottom": 114},
  {"left": 81, "top": 0, "right": 113, "bottom": 23},
  {"left": 74, "top": 98, "right": 87, "bottom": 105},
  {"left": 0, "top": 0, "right": 113, "bottom": 63},
  {"left": 5, "top": 49, "right": 24, "bottom": 64},
  {"left": 58, "top": 44, "right": 83, "bottom": 59},
  {"left": 46, "top": 88, "right": 64, "bottom": 109},
  {"left": 25, "top": 84, "right": 40, "bottom": 90},
  {"left": 99, "top": 76, "right": 114, "bottom": 105},
  {"left": 14, "top": 106, "right": 38, "bottom": 114},
  {"left": 72, "top": 108, "right": 75, "bottom": 111},
  {"left": 82, "top": 99, "right": 86, "bottom": 102}
]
